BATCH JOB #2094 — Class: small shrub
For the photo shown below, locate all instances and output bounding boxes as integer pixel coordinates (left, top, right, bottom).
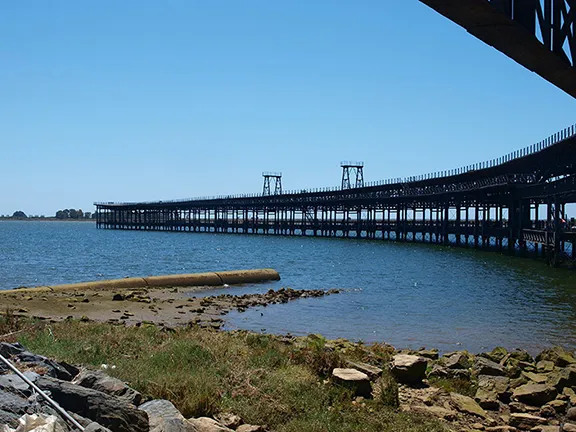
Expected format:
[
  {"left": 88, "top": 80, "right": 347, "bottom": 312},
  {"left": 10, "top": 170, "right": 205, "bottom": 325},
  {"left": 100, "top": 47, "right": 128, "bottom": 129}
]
[
  {"left": 428, "top": 376, "right": 477, "bottom": 397},
  {"left": 0, "top": 308, "right": 21, "bottom": 336},
  {"left": 290, "top": 345, "right": 345, "bottom": 377},
  {"left": 245, "top": 333, "right": 271, "bottom": 349},
  {"left": 306, "top": 334, "right": 327, "bottom": 351},
  {"left": 369, "top": 342, "right": 395, "bottom": 362},
  {"left": 374, "top": 372, "right": 399, "bottom": 408}
]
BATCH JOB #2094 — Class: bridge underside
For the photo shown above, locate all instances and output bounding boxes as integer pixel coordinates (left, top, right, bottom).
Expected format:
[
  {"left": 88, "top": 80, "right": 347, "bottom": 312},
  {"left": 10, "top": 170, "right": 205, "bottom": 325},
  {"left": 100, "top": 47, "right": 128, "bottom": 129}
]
[
  {"left": 96, "top": 125, "right": 576, "bottom": 267},
  {"left": 420, "top": 0, "right": 576, "bottom": 98}
]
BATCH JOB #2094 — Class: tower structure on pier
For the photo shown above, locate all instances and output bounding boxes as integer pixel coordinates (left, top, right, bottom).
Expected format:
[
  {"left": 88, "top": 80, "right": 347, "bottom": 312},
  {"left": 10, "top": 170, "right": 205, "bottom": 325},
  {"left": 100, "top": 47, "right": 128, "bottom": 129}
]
[
  {"left": 262, "top": 172, "right": 283, "bottom": 196},
  {"left": 341, "top": 162, "right": 364, "bottom": 189}
]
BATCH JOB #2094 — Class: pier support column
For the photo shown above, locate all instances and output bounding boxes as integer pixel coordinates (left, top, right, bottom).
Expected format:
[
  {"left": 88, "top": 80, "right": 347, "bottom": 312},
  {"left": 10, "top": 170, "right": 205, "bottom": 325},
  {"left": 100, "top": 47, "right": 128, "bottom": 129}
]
[
  {"left": 553, "top": 196, "right": 561, "bottom": 267},
  {"left": 455, "top": 203, "right": 461, "bottom": 246},
  {"left": 442, "top": 204, "right": 449, "bottom": 245}
]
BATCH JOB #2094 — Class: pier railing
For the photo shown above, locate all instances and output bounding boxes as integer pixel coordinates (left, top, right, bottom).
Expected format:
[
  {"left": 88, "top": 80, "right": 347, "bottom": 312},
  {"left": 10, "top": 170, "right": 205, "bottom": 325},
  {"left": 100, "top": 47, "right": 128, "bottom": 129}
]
[{"left": 95, "top": 123, "right": 576, "bottom": 207}]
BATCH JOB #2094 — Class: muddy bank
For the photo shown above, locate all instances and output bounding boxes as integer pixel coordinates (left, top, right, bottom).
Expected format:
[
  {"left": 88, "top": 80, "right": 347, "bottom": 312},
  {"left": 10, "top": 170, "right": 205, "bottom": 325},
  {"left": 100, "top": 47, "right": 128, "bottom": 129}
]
[{"left": 0, "top": 283, "right": 341, "bottom": 330}]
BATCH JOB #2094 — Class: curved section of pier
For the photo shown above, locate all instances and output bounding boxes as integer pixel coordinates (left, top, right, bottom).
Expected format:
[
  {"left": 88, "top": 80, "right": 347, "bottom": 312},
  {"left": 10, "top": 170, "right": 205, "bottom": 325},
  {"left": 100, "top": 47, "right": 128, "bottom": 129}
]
[{"left": 95, "top": 125, "right": 576, "bottom": 266}]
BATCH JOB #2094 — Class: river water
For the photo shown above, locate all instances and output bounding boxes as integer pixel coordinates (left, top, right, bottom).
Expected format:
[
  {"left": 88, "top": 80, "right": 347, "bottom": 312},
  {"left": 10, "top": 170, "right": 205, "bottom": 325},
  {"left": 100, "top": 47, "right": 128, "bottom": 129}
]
[{"left": 0, "top": 220, "right": 575, "bottom": 354}]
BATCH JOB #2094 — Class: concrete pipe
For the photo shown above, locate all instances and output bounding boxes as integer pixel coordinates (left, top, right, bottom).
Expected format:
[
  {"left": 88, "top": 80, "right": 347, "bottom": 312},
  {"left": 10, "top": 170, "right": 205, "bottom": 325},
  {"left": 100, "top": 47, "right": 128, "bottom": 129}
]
[
  {"left": 216, "top": 269, "right": 280, "bottom": 285},
  {"left": 0, "top": 268, "right": 280, "bottom": 294},
  {"left": 143, "top": 272, "right": 222, "bottom": 288}
]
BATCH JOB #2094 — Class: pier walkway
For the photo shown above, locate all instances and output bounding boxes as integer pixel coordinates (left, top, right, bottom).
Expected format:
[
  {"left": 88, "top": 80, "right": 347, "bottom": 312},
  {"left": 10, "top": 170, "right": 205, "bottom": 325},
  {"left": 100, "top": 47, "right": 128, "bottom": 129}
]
[{"left": 96, "top": 125, "right": 576, "bottom": 266}]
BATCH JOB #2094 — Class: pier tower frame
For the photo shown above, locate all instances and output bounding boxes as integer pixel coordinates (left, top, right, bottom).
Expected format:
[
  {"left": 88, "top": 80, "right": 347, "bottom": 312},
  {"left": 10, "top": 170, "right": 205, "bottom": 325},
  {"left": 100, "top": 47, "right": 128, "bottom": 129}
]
[
  {"left": 341, "top": 162, "right": 365, "bottom": 189},
  {"left": 262, "top": 172, "right": 283, "bottom": 196}
]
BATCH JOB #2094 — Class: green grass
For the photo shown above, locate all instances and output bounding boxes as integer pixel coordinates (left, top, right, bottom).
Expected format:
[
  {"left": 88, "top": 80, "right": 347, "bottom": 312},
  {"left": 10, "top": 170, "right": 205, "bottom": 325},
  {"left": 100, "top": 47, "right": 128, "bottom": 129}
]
[
  {"left": 2, "top": 315, "right": 449, "bottom": 432},
  {"left": 427, "top": 376, "right": 478, "bottom": 398}
]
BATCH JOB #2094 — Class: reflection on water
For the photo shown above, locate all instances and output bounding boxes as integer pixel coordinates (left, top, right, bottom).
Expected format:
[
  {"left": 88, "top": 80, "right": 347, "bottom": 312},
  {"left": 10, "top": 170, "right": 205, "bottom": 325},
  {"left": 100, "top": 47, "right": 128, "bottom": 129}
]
[{"left": 0, "top": 221, "right": 575, "bottom": 354}]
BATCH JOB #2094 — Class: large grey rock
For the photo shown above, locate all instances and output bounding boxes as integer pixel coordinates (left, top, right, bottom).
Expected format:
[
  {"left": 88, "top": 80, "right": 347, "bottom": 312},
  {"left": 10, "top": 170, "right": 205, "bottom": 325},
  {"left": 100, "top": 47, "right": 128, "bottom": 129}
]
[
  {"left": 214, "top": 413, "right": 242, "bottom": 429},
  {"left": 536, "top": 347, "right": 576, "bottom": 367},
  {"left": 509, "top": 401, "right": 539, "bottom": 413},
  {"left": 427, "top": 363, "right": 449, "bottom": 378},
  {"left": 537, "top": 360, "right": 556, "bottom": 372},
  {"left": 473, "top": 357, "right": 506, "bottom": 376},
  {"left": 236, "top": 426, "right": 264, "bottom": 432},
  {"left": 140, "top": 399, "right": 184, "bottom": 422},
  {"left": 478, "top": 375, "right": 510, "bottom": 396},
  {"left": 332, "top": 368, "right": 372, "bottom": 397},
  {"left": 186, "top": 417, "right": 233, "bottom": 432},
  {"left": 427, "top": 363, "right": 470, "bottom": 380},
  {"left": 69, "top": 412, "right": 101, "bottom": 428},
  {"left": 474, "top": 388, "right": 500, "bottom": 410},
  {"left": 0, "top": 342, "right": 25, "bottom": 357},
  {"left": 513, "top": 383, "right": 558, "bottom": 406},
  {"left": 84, "top": 422, "right": 111, "bottom": 432},
  {"left": 443, "top": 352, "right": 471, "bottom": 369},
  {"left": 85, "top": 423, "right": 113, "bottom": 432},
  {"left": 475, "top": 375, "right": 510, "bottom": 410},
  {"left": 391, "top": 354, "right": 427, "bottom": 384},
  {"left": 0, "top": 371, "right": 39, "bottom": 395},
  {"left": 0, "top": 408, "right": 20, "bottom": 428},
  {"left": 417, "top": 349, "right": 439, "bottom": 360},
  {"left": 449, "top": 392, "right": 486, "bottom": 418},
  {"left": 74, "top": 370, "right": 142, "bottom": 405},
  {"left": 0, "top": 388, "right": 29, "bottom": 414},
  {"left": 522, "top": 371, "right": 548, "bottom": 384},
  {"left": 534, "top": 426, "right": 561, "bottom": 432},
  {"left": 152, "top": 418, "right": 192, "bottom": 432},
  {"left": 16, "top": 351, "right": 79, "bottom": 381},
  {"left": 565, "top": 387, "right": 576, "bottom": 406},
  {"left": 139, "top": 399, "right": 191, "bottom": 432},
  {"left": 539, "top": 403, "right": 557, "bottom": 418},
  {"left": 509, "top": 349, "right": 533, "bottom": 363},
  {"left": 545, "top": 398, "right": 567, "bottom": 414},
  {"left": 345, "top": 360, "right": 383, "bottom": 379},
  {"left": 411, "top": 405, "right": 457, "bottom": 420},
  {"left": 36, "top": 376, "right": 148, "bottom": 432},
  {"left": 508, "top": 413, "right": 546, "bottom": 429},
  {"left": 482, "top": 347, "right": 508, "bottom": 363},
  {"left": 547, "top": 365, "right": 576, "bottom": 390}
]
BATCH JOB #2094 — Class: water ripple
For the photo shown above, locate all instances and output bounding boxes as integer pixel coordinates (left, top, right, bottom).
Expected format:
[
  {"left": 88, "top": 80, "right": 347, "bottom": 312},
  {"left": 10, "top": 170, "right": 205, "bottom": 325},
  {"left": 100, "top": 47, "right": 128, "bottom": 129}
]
[{"left": 0, "top": 221, "right": 575, "bottom": 354}]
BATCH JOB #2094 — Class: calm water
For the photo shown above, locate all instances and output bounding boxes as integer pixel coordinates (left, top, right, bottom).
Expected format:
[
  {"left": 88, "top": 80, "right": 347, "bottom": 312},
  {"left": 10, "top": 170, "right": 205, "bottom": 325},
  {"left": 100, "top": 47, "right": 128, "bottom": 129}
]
[{"left": 1, "top": 220, "right": 575, "bottom": 354}]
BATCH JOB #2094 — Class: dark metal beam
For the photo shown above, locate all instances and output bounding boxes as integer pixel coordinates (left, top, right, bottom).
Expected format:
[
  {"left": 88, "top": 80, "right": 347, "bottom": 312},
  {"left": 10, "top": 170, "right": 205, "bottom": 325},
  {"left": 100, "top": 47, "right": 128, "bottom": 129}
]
[{"left": 420, "top": 0, "right": 576, "bottom": 98}]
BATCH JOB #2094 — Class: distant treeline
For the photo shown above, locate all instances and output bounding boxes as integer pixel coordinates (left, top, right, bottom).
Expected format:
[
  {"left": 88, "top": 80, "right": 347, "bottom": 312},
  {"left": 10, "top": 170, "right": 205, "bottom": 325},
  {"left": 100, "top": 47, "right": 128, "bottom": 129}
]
[
  {"left": 0, "top": 209, "right": 96, "bottom": 219},
  {"left": 54, "top": 209, "right": 95, "bottom": 219}
]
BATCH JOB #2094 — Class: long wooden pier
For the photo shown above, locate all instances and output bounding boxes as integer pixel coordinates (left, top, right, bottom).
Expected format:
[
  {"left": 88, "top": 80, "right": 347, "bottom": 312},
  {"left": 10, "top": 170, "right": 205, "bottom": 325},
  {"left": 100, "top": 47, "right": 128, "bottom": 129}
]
[{"left": 96, "top": 125, "right": 576, "bottom": 266}]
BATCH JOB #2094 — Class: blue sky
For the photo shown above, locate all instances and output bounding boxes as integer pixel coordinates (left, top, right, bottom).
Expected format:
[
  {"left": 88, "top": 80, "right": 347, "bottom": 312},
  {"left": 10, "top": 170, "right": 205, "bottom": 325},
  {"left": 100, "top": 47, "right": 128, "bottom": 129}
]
[{"left": 1, "top": 1, "right": 575, "bottom": 216}]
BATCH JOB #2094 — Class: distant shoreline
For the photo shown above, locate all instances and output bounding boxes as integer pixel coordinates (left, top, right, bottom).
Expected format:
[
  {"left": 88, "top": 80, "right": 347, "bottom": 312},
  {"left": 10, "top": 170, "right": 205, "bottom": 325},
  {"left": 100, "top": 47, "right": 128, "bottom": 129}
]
[{"left": 0, "top": 218, "right": 95, "bottom": 222}]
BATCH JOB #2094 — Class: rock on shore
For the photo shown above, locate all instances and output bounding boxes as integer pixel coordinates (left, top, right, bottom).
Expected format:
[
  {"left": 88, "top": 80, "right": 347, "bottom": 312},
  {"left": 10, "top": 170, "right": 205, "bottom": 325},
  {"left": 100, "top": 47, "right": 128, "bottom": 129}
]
[
  {"left": 3, "top": 337, "right": 576, "bottom": 431},
  {"left": 0, "top": 342, "right": 265, "bottom": 432}
]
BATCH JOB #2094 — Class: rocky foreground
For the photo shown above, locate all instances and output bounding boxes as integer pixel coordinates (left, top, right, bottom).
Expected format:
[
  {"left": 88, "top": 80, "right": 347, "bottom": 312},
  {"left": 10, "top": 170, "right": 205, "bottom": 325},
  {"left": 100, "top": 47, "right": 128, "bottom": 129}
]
[
  {"left": 1, "top": 341, "right": 263, "bottom": 432},
  {"left": 388, "top": 344, "right": 576, "bottom": 431},
  {"left": 3, "top": 334, "right": 576, "bottom": 432}
]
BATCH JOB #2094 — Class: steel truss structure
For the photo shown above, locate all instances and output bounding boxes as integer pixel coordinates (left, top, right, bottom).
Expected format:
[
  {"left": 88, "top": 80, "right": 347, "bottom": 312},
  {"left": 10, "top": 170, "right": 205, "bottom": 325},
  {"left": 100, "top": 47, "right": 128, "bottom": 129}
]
[
  {"left": 262, "top": 172, "right": 283, "bottom": 196},
  {"left": 341, "top": 162, "right": 364, "bottom": 189},
  {"left": 421, "top": 0, "right": 576, "bottom": 98},
  {"left": 96, "top": 125, "right": 576, "bottom": 266}
]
